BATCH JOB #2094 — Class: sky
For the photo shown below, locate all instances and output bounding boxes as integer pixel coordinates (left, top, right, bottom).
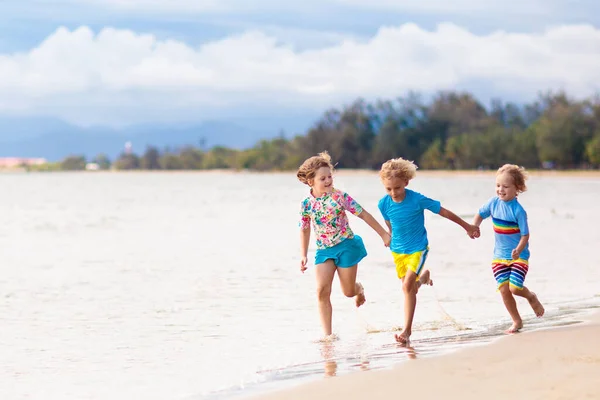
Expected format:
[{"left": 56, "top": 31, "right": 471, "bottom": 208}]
[{"left": 0, "top": 0, "right": 599, "bottom": 129}]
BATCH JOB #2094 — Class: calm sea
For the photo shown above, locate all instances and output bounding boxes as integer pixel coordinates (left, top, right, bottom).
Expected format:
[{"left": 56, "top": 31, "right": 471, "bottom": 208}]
[{"left": 1, "top": 171, "right": 599, "bottom": 400}]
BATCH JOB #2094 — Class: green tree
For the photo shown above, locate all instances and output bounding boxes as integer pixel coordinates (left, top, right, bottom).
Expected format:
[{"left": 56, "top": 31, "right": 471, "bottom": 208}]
[
  {"left": 141, "top": 146, "right": 161, "bottom": 169},
  {"left": 585, "top": 135, "right": 600, "bottom": 166},
  {"left": 60, "top": 155, "right": 86, "bottom": 171},
  {"left": 113, "top": 153, "right": 140, "bottom": 170},
  {"left": 92, "top": 153, "right": 111, "bottom": 170}
]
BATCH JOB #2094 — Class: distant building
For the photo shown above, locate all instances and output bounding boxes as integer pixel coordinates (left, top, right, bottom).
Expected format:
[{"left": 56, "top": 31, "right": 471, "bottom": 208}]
[
  {"left": 0, "top": 157, "right": 47, "bottom": 169},
  {"left": 125, "top": 141, "right": 132, "bottom": 154},
  {"left": 85, "top": 163, "right": 100, "bottom": 171}
]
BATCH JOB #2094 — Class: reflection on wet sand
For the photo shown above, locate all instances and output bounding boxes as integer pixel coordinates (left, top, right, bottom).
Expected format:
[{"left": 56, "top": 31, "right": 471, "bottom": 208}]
[
  {"left": 395, "top": 342, "right": 417, "bottom": 360},
  {"left": 320, "top": 342, "right": 337, "bottom": 377}
]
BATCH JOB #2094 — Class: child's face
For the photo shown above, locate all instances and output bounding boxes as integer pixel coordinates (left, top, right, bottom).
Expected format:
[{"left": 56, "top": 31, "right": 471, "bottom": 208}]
[
  {"left": 496, "top": 173, "right": 518, "bottom": 201},
  {"left": 310, "top": 167, "right": 333, "bottom": 194},
  {"left": 382, "top": 177, "right": 409, "bottom": 202}
]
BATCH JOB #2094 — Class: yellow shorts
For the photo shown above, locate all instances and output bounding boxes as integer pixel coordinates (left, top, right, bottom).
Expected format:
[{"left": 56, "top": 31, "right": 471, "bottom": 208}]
[{"left": 392, "top": 248, "right": 429, "bottom": 280}]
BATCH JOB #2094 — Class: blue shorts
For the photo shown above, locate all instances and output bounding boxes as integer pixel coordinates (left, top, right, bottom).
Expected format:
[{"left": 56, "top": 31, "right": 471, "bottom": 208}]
[{"left": 314, "top": 235, "right": 367, "bottom": 268}]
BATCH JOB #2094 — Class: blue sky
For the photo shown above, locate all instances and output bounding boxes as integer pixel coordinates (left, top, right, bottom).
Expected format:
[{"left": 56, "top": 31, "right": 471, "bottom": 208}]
[{"left": 0, "top": 0, "right": 599, "bottom": 130}]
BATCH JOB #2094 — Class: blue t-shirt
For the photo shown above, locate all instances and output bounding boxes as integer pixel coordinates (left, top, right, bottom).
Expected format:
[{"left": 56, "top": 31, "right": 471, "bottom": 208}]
[
  {"left": 478, "top": 196, "right": 530, "bottom": 260},
  {"left": 378, "top": 189, "right": 442, "bottom": 254}
]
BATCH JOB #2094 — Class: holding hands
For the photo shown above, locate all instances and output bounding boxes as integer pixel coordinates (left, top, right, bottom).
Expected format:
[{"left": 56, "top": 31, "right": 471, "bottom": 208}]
[
  {"left": 466, "top": 224, "right": 480, "bottom": 239},
  {"left": 381, "top": 232, "right": 391, "bottom": 247}
]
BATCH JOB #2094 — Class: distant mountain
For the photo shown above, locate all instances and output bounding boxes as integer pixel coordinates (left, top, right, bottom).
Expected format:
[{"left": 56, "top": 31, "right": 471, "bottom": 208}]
[{"left": 0, "top": 115, "right": 315, "bottom": 161}]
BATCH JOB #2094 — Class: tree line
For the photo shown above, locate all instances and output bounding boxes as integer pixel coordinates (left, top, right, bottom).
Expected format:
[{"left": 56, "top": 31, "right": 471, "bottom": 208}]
[{"left": 32, "top": 90, "right": 600, "bottom": 172}]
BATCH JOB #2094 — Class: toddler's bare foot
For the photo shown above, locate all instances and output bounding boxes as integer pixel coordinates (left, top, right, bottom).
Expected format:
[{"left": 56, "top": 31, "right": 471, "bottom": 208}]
[
  {"left": 506, "top": 320, "right": 523, "bottom": 334},
  {"left": 355, "top": 282, "right": 366, "bottom": 307},
  {"left": 528, "top": 292, "right": 545, "bottom": 317},
  {"left": 394, "top": 329, "right": 411, "bottom": 344}
]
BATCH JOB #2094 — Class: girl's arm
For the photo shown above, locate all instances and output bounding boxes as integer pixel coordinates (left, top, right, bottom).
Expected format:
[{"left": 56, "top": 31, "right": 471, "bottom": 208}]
[
  {"left": 439, "top": 207, "right": 480, "bottom": 239},
  {"left": 357, "top": 209, "right": 391, "bottom": 246},
  {"left": 300, "top": 228, "right": 310, "bottom": 272},
  {"left": 512, "top": 234, "right": 529, "bottom": 260}
]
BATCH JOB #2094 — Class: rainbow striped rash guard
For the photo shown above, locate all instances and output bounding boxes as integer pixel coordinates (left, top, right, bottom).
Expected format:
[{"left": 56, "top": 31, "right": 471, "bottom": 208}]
[{"left": 478, "top": 196, "right": 530, "bottom": 260}]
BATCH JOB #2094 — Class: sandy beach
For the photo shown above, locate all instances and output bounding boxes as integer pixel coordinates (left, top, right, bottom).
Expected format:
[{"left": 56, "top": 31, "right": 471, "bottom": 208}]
[{"left": 252, "top": 311, "right": 600, "bottom": 400}]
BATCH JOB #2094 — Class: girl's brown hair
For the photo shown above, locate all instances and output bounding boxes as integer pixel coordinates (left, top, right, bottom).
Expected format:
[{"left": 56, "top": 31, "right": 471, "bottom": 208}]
[
  {"left": 297, "top": 151, "right": 335, "bottom": 186},
  {"left": 497, "top": 164, "right": 528, "bottom": 193},
  {"left": 379, "top": 157, "right": 418, "bottom": 181}
]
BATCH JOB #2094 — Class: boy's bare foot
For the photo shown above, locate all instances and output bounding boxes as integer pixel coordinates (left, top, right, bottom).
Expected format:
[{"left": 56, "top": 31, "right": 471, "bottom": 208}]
[
  {"left": 394, "top": 330, "right": 411, "bottom": 344},
  {"left": 416, "top": 269, "right": 433, "bottom": 292},
  {"left": 528, "top": 292, "right": 545, "bottom": 317},
  {"left": 506, "top": 321, "right": 523, "bottom": 334},
  {"left": 355, "top": 282, "right": 366, "bottom": 307},
  {"left": 419, "top": 269, "right": 433, "bottom": 286}
]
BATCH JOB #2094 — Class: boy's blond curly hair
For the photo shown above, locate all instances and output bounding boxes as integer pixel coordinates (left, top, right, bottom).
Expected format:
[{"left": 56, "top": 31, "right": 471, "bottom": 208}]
[
  {"left": 379, "top": 157, "right": 418, "bottom": 181},
  {"left": 297, "top": 151, "right": 335, "bottom": 186},
  {"left": 497, "top": 164, "right": 528, "bottom": 193}
]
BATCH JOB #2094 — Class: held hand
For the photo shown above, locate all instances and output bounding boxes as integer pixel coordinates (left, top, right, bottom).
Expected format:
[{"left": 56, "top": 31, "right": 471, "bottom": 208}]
[
  {"left": 300, "top": 256, "right": 308, "bottom": 273},
  {"left": 381, "top": 232, "right": 391, "bottom": 247},
  {"left": 511, "top": 249, "right": 520, "bottom": 260},
  {"left": 466, "top": 224, "right": 480, "bottom": 239}
]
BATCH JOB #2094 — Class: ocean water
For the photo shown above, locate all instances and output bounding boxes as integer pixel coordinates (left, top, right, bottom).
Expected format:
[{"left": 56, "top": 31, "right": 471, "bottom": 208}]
[{"left": 1, "top": 171, "right": 599, "bottom": 400}]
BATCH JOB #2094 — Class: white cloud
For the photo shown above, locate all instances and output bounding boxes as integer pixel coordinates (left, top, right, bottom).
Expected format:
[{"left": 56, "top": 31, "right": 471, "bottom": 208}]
[{"left": 1, "top": 23, "right": 599, "bottom": 126}]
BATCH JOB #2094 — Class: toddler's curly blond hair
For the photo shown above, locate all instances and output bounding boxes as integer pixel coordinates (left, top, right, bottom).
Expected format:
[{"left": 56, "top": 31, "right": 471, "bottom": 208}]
[
  {"left": 497, "top": 164, "right": 528, "bottom": 193},
  {"left": 297, "top": 151, "right": 335, "bottom": 186},
  {"left": 379, "top": 157, "right": 418, "bottom": 181}
]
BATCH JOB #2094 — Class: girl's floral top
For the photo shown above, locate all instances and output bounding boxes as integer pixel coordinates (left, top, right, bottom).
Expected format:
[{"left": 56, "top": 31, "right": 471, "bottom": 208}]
[{"left": 299, "top": 188, "right": 363, "bottom": 249}]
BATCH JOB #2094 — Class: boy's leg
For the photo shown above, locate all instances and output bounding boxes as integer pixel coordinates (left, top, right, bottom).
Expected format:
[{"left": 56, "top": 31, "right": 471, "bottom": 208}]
[
  {"left": 395, "top": 269, "right": 418, "bottom": 344},
  {"left": 337, "top": 265, "right": 365, "bottom": 307},
  {"left": 498, "top": 283, "right": 523, "bottom": 333},
  {"left": 315, "top": 260, "right": 337, "bottom": 336}
]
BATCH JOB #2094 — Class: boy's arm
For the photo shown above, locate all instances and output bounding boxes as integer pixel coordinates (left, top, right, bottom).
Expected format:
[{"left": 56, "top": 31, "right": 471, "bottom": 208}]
[
  {"left": 438, "top": 207, "right": 480, "bottom": 239},
  {"left": 512, "top": 234, "right": 529, "bottom": 260},
  {"left": 357, "top": 209, "right": 391, "bottom": 247},
  {"left": 300, "top": 228, "right": 310, "bottom": 272},
  {"left": 385, "top": 220, "right": 392, "bottom": 235}
]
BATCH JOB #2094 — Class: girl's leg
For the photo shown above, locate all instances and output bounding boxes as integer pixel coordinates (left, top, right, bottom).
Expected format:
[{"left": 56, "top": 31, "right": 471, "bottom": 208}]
[
  {"left": 510, "top": 286, "right": 545, "bottom": 317},
  {"left": 336, "top": 265, "right": 365, "bottom": 307},
  {"left": 315, "top": 260, "right": 337, "bottom": 336},
  {"left": 498, "top": 284, "right": 523, "bottom": 333},
  {"left": 395, "top": 269, "right": 418, "bottom": 344}
]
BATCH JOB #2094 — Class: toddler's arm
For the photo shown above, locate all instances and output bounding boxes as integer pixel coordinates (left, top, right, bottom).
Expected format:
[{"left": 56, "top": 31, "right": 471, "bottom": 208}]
[
  {"left": 512, "top": 234, "right": 529, "bottom": 260},
  {"left": 439, "top": 207, "right": 480, "bottom": 239}
]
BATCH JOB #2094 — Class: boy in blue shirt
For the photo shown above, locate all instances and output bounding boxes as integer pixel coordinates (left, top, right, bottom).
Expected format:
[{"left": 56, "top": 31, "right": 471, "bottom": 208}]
[
  {"left": 378, "top": 158, "right": 480, "bottom": 344},
  {"left": 473, "top": 164, "right": 544, "bottom": 333}
]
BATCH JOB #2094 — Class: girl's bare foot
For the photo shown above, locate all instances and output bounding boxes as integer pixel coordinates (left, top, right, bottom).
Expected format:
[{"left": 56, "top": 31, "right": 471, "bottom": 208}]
[
  {"left": 528, "top": 292, "right": 545, "bottom": 317},
  {"left": 355, "top": 282, "right": 366, "bottom": 307},
  {"left": 394, "top": 329, "right": 411, "bottom": 344},
  {"left": 506, "top": 320, "right": 523, "bottom": 334}
]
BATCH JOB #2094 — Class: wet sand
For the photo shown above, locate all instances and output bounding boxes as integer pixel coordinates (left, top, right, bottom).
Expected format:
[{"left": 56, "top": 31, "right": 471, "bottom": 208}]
[{"left": 251, "top": 311, "right": 600, "bottom": 400}]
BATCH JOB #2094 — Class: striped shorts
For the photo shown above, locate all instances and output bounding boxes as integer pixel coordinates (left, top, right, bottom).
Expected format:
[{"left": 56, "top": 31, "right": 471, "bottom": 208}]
[{"left": 491, "top": 259, "right": 529, "bottom": 290}]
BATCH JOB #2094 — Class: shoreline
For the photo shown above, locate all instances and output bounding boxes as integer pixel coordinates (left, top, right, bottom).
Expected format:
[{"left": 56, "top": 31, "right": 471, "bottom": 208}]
[{"left": 250, "top": 310, "right": 600, "bottom": 400}]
